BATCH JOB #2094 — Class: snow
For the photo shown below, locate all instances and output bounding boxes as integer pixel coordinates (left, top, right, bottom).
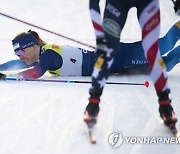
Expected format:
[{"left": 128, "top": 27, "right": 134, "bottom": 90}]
[{"left": 0, "top": 0, "right": 180, "bottom": 154}]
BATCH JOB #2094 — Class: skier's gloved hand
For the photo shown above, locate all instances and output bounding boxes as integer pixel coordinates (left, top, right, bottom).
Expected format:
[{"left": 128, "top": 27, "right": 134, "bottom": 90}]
[
  {"left": 96, "top": 38, "right": 109, "bottom": 57},
  {"left": 173, "top": 0, "right": 180, "bottom": 15},
  {"left": 0, "top": 73, "right": 6, "bottom": 80}
]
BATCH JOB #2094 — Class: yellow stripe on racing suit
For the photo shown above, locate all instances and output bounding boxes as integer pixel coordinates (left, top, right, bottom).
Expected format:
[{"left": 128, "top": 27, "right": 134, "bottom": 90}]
[{"left": 42, "top": 44, "right": 62, "bottom": 76}]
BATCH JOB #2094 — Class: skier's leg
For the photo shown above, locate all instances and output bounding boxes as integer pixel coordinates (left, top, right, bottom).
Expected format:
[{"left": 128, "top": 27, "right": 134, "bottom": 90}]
[
  {"left": 138, "top": 0, "right": 177, "bottom": 127},
  {"left": 84, "top": 0, "right": 129, "bottom": 125}
]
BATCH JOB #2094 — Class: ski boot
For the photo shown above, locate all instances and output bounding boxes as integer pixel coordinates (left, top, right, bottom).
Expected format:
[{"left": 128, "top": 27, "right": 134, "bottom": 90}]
[
  {"left": 84, "top": 97, "right": 100, "bottom": 128},
  {"left": 158, "top": 89, "right": 178, "bottom": 135}
]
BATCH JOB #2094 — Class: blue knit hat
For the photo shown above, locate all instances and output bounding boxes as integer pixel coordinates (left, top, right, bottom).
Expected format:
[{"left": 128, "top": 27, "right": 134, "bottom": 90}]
[{"left": 12, "top": 33, "right": 37, "bottom": 53}]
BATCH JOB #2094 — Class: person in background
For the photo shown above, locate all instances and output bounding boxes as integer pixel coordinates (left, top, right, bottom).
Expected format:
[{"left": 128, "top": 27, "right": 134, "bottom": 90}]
[{"left": 0, "top": 20, "right": 180, "bottom": 77}]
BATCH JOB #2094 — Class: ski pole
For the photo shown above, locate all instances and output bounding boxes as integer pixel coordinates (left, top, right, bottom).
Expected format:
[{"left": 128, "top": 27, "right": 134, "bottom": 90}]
[
  {"left": 0, "top": 12, "right": 95, "bottom": 49},
  {"left": 4, "top": 77, "right": 149, "bottom": 87}
]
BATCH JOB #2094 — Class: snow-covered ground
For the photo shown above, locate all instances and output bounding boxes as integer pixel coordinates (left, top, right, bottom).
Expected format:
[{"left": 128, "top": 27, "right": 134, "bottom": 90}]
[{"left": 0, "top": 0, "right": 180, "bottom": 154}]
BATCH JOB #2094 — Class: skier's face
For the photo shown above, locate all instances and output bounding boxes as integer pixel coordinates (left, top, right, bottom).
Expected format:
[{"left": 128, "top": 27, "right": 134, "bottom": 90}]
[{"left": 18, "top": 45, "right": 39, "bottom": 65}]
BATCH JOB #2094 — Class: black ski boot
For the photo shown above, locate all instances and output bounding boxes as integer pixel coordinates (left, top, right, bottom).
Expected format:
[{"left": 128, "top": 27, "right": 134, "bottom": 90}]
[
  {"left": 158, "top": 89, "right": 177, "bottom": 135},
  {"left": 84, "top": 97, "right": 100, "bottom": 128}
]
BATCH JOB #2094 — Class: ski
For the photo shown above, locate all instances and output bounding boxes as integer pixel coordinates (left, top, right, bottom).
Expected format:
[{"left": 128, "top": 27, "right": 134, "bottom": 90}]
[
  {"left": 162, "top": 120, "right": 179, "bottom": 137},
  {"left": 168, "top": 125, "right": 179, "bottom": 137},
  {"left": 87, "top": 127, "right": 97, "bottom": 144},
  {"left": 161, "top": 114, "right": 178, "bottom": 137},
  {"left": 83, "top": 122, "right": 97, "bottom": 144}
]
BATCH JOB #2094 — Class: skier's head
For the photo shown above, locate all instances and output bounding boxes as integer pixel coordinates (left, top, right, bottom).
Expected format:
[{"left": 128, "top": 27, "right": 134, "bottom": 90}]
[
  {"left": 12, "top": 32, "right": 43, "bottom": 65},
  {"left": 12, "top": 32, "right": 38, "bottom": 56},
  {"left": 12, "top": 30, "right": 47, "bottom": 56}
]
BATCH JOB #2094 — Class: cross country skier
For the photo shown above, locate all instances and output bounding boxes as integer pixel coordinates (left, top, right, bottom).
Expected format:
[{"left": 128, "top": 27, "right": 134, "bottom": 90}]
[
  {"left": 84, "top": 0, "right": 178, "bottom": 137},
  {"left": 0, "top": 21, "right": 179, "bottom": 78}
]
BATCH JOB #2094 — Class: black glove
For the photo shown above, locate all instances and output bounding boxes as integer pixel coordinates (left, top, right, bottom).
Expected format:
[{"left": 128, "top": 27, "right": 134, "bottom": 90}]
[
  {"left": 0, "top": 73, "right": 6, "bottom": 80},
  {"left": 95, "top": 38, "right": 109, "bottom": 57},
  {"left": 173, "top": 0, "right": 180, "bottom": 15}
]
